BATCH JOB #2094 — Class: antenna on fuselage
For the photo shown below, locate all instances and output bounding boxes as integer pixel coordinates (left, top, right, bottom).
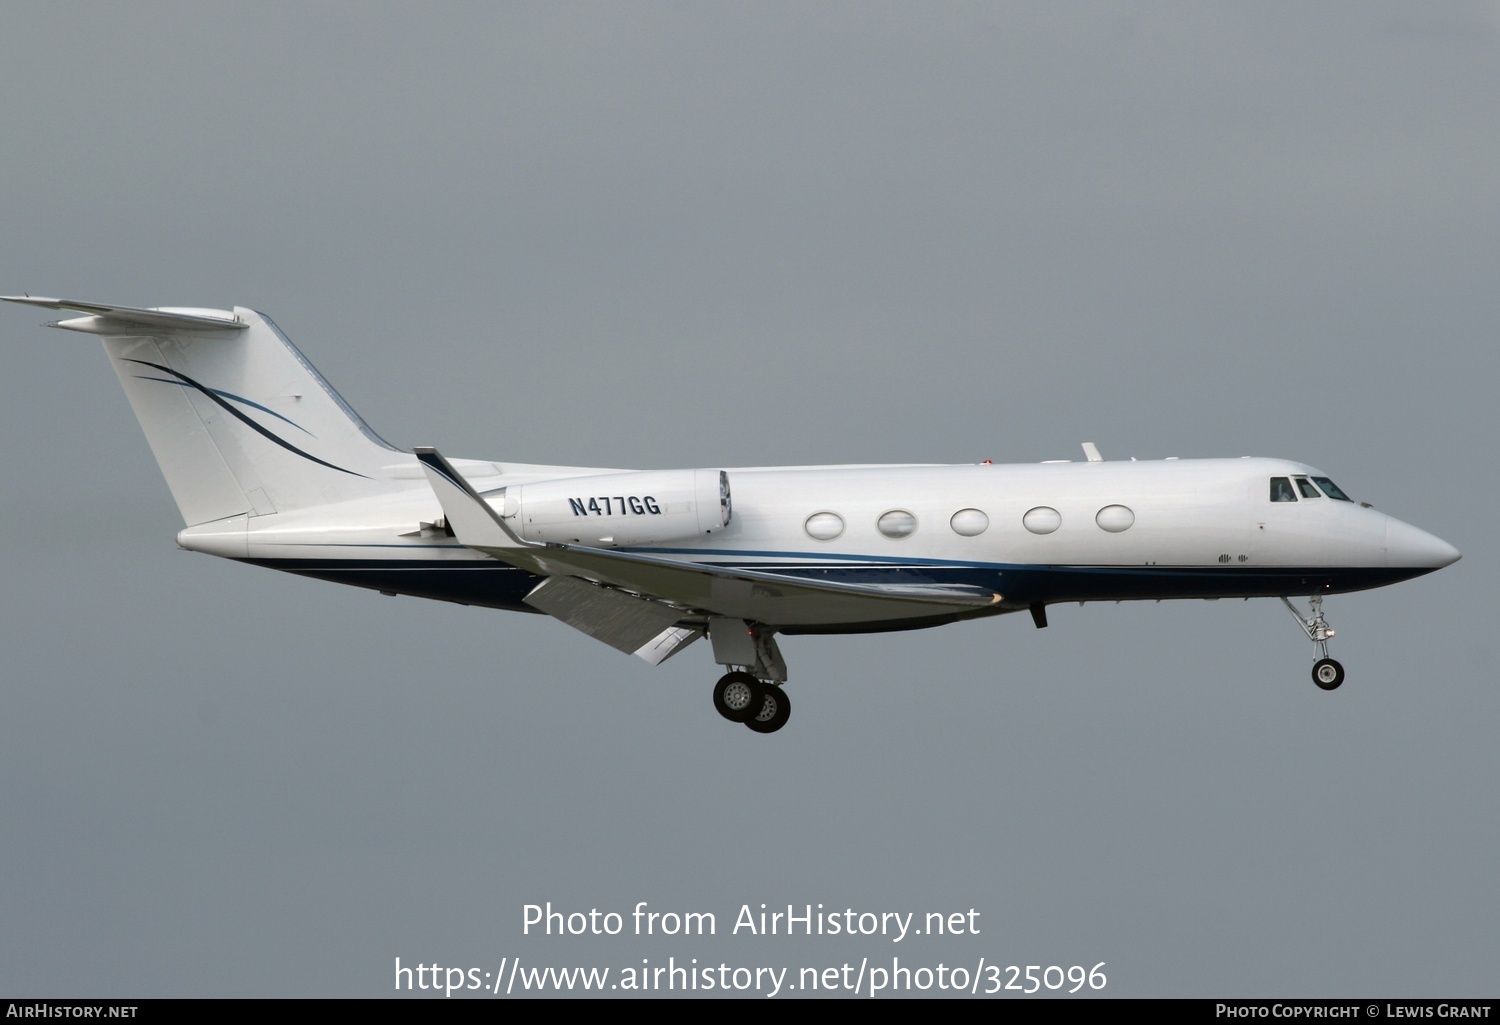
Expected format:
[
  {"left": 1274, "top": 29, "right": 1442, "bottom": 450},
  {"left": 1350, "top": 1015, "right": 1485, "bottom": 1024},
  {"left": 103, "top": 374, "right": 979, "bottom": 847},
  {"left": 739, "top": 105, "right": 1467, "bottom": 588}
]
[{"left": 1081, "top": 442, "right": 1104, "bottom": 462}]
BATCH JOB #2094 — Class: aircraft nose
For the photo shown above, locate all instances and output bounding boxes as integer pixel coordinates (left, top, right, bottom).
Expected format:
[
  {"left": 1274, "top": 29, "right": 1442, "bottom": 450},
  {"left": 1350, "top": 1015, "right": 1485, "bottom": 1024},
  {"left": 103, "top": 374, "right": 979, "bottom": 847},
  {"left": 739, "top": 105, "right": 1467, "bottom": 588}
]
[{"left": 1385, "top": 517, "right": 1461, "bottom": 569}]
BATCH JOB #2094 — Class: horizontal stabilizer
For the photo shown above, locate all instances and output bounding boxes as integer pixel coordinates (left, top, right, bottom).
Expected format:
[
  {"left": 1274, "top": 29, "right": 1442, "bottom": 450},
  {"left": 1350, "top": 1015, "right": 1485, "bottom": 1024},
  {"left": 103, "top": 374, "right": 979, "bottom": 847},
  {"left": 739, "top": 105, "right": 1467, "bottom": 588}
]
[{"left": 2, "top": 296, "right": 245, "bottom": 333}]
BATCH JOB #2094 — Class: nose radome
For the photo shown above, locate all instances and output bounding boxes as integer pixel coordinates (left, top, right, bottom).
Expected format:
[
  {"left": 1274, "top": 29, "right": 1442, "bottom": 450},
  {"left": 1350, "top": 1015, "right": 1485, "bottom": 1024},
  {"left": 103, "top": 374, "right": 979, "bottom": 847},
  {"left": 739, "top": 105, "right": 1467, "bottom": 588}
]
[{"left": 1384, "top": 517, "right": 1461, "bottom": 569}]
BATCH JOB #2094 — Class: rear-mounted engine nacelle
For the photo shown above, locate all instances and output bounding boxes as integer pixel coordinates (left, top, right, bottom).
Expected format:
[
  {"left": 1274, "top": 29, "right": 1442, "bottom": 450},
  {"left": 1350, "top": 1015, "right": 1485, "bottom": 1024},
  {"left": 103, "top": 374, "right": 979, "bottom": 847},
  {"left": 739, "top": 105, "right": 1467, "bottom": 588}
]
[{"left": 499, "top": 469, "right": 731, "bottom": 546}]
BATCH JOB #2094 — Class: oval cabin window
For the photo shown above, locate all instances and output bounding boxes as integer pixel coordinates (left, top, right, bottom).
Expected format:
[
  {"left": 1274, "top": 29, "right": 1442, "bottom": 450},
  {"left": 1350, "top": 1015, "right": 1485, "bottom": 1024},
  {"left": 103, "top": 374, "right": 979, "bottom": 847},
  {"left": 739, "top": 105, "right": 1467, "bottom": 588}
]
[
  {"left": 950, "top": 508, "right": 989, "bottom": 536},
  {"left": 1095, "top": 505, "right": 1135, "bottom": 533},
  {"left": 1023, "top": 506, "right": 1062, "bottom": 535},
  {"left": 877, "top": 510, "right": 917, "bottom": 539},
  {"left": 804, "top": 511, "right": 845, "bottom": 541}
]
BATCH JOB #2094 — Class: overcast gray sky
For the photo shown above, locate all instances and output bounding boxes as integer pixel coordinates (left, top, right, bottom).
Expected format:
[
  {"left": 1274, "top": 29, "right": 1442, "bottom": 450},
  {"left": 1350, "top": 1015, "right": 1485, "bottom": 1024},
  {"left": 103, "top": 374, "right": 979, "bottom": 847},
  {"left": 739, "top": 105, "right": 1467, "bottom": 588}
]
[{"left": 1, "top": 1, "right": 1495, "bottom": 998}]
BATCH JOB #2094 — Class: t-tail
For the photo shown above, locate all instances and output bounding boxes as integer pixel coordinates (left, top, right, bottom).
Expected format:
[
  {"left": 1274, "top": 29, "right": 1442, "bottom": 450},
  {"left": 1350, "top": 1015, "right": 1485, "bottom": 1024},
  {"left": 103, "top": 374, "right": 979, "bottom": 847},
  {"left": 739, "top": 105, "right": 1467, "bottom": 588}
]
[{"left": 4, "top": 297, "right": 404, "bottom": 525}]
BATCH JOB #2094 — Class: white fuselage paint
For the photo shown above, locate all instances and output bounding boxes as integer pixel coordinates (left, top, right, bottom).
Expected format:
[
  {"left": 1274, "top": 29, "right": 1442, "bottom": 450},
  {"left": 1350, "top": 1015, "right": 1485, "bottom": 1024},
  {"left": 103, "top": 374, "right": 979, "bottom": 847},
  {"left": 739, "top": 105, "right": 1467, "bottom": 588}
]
[{"left": 178, "top": 454, "right": 1458, "bottom": 630}]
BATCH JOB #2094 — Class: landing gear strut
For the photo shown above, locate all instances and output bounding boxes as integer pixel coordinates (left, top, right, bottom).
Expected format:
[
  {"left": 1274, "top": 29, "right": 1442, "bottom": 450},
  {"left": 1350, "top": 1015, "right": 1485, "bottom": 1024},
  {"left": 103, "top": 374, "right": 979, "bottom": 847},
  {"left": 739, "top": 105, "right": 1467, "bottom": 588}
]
[{"left": 1281, "top": 595, "right": 1344, "bottom": 691}]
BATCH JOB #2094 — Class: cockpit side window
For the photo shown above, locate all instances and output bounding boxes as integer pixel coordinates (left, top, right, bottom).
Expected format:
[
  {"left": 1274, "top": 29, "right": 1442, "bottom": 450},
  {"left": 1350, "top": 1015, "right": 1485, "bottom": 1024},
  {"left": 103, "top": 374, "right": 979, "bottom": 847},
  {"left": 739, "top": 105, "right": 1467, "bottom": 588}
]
[
  {"left": 1270, "top": 477, "right": 1297, "bottom": 502},
  {"left": 1311, "top": 476, "right": 1351, "bottom": 501},
  {"left": 1295, "top": 476, "right": 1322, "bottom": 499}
]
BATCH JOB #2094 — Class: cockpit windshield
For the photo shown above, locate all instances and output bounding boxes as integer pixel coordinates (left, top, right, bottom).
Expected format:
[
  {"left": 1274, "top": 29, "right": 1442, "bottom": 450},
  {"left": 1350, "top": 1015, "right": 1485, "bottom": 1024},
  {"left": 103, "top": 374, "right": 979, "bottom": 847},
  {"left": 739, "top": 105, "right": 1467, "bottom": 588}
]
[
  {"left": 1311, "top": 476, "right": 1351, "bottom": 501},
  {"left": 1269, "top": 475, "right": 1354, "bottom": 502}
]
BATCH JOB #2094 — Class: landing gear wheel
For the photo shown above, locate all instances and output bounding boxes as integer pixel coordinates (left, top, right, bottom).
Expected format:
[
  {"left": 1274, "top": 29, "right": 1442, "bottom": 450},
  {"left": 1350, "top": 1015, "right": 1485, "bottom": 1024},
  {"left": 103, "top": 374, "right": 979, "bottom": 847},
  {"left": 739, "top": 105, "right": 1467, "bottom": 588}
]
[
  {"left": 713, "top": 672, "right": 760, "bottom": 722},
  {"left": 744, "top": 683, "right": 791, "bottom": 734},
  {"left": 1312, "top": 658, "right": 1345, "bottom": 691}
]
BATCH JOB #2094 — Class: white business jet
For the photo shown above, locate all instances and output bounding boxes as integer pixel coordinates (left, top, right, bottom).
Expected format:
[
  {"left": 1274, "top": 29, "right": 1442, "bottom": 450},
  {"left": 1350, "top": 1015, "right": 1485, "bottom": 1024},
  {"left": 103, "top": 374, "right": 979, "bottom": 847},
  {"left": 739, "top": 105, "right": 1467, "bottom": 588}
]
[{"left": 5, "top": 297, "right": 1460, "bottom": 734}]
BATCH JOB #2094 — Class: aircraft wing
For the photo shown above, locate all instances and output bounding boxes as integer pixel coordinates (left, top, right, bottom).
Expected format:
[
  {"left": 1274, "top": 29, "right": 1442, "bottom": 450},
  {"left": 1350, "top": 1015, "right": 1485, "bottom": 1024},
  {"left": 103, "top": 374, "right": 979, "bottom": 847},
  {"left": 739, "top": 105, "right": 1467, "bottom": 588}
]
[{"left": 415, "top": 448, "right": 1002, "bottom": 643}]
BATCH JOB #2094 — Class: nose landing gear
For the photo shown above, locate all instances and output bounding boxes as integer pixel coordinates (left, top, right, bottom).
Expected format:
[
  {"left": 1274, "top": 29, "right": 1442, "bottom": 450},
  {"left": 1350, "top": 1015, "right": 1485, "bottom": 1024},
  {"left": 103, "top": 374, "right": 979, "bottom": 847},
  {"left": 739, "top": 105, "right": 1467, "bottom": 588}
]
[
  {"left": 1312, "top": 657, "right": 1345, "bottom": 690},
  {"left": 1281, "top": 595, "right": 1344, "bottom": 690}
]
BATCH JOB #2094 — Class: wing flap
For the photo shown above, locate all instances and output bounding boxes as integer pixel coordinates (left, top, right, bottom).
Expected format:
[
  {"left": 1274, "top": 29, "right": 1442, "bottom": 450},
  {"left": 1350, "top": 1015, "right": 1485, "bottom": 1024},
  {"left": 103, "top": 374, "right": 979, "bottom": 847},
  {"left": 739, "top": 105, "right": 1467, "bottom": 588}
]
[
  {"left": 632, "top": 626, "right": 706, "bottom": 666},
  {"left": 522, "top": 574, "right": 693, "bottom": 656}
]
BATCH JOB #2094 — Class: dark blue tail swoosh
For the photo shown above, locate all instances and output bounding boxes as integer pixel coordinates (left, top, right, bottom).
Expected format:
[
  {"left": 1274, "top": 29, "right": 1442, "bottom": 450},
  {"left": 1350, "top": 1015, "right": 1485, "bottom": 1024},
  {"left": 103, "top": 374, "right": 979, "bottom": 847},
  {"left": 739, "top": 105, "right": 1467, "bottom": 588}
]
[{"left": 124, "top": 358, "right": 370, "bottom": 479}]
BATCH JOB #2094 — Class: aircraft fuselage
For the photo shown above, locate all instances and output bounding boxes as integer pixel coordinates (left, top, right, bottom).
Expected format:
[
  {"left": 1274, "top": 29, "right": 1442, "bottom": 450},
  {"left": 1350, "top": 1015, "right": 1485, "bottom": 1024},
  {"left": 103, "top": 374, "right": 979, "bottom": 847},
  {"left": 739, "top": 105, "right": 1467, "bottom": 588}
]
[{"left": 179, "top": 455, "right": 1456, "bottom": 632}]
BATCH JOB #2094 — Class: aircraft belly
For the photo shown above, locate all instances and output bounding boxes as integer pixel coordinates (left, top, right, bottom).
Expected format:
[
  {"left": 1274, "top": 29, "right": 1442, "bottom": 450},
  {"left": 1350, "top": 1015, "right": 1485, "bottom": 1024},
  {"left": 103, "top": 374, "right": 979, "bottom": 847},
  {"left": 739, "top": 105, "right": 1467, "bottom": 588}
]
[
  {"left": 989, "top": 564, "right": 1434, "bottom": 603},
  {"left": 237, "top": 556, "right": 543, "bottom": 612},
  {"left": 705, "top": 559, "right": 1435, "bottom": 622}
]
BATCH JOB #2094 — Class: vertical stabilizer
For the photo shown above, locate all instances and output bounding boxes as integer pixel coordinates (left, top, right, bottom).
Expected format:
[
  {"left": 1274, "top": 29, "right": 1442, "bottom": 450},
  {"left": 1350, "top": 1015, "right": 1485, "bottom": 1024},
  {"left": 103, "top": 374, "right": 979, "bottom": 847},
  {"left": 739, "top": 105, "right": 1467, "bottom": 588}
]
[{"left": 6, "top": 298, "right": 404, "bottom": 525}]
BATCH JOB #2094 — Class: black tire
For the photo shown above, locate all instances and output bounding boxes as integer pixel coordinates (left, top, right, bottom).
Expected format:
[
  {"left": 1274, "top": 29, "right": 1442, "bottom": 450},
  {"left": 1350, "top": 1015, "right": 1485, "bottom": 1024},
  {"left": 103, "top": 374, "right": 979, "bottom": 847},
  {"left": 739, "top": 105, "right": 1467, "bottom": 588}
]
[
  {"left": 744, "top": 683, "right": 791, "bottom": 734},
  {"left": 713, "top": 672, "right": 760, "bottom": 722},
  {"left": 1312, "top": 658, "right": 1345, "bottom": 691}
]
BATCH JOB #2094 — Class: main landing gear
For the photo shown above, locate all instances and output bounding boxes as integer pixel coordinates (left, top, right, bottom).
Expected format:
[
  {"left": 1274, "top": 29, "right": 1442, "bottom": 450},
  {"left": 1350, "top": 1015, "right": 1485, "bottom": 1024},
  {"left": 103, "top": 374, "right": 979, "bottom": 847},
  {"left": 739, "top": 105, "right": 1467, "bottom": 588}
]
[
  {"left": 1281, "top": 594, "right": 1345, "bottom": 691},
  {"left": 712, "top": 671, "right": 792, "bottom": 733},
  {"left": 707, "top": 618, "right": 792, "bottom": 734}
]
